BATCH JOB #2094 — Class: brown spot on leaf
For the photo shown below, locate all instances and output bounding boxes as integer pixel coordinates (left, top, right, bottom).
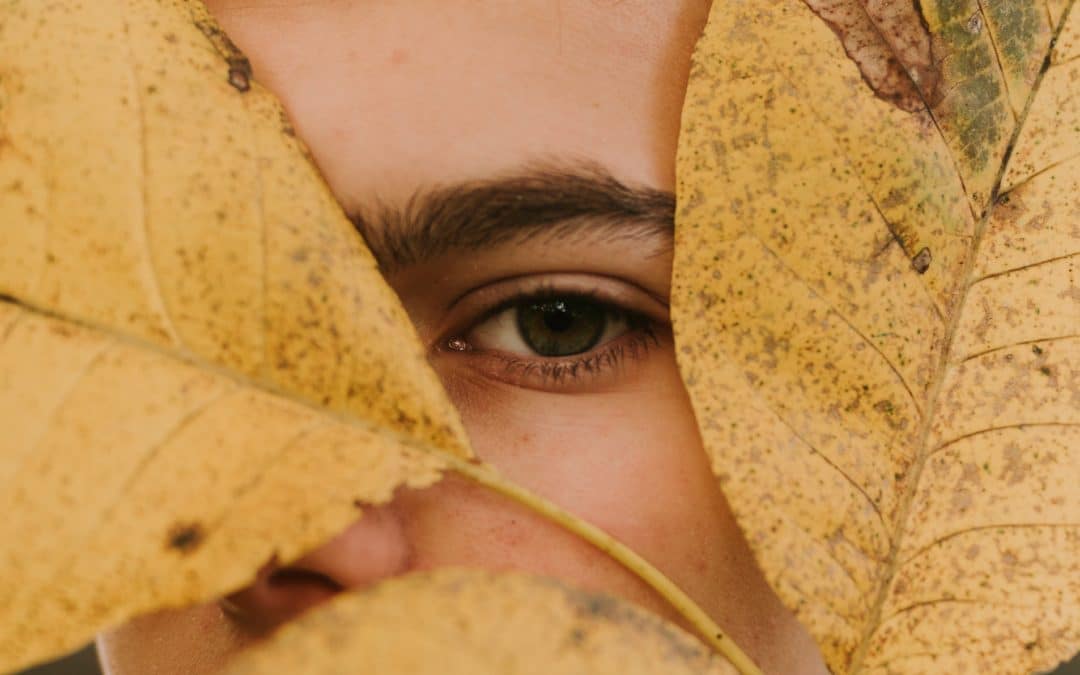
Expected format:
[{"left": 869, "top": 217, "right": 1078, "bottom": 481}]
[
  {"left": 167, "top": 521, "right": 205, "bottom": 554},
  {"left": 227, "top": 60, "right": 252, "bottom": 92},
  {"left": 966, "top": 12, "right": 983, "bottom": 35},
  {"left": 911, "top": 246, "right": 932, "bottom": 273},
  {"left": 48, "top": 322, "right": 76, "bottom": 337},
  {"left": 194, "top": 19, "right": 253, "bottom": 93},
  {"left": 279, "top": 109, "right": 296, "bottom": 137},
  {"left": 583, "top": 595, "right": 616, "bottom": 617},
  {"left": 802, "top": 0, "right": 941, "bottom": 112},
  {"left": 568, "top": 627, "right": 587, "bottom": 645}
]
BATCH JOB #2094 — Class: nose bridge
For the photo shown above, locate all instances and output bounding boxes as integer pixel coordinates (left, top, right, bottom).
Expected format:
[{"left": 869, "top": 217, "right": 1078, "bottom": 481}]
[{"left": 297, "top": 502, "right": 414, "bottom": 588}]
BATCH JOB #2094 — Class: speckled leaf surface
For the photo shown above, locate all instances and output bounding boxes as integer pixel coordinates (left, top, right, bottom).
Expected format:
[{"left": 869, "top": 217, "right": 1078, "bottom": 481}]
[
  {"left": 0, "top": 0, "right": 470, "bottom": 670},
  {"left": 221, "top": 569, "right": 737, "bottom": 675},
  {"left": 674, "top": 1, "right": 1078, "bottom": 673}
]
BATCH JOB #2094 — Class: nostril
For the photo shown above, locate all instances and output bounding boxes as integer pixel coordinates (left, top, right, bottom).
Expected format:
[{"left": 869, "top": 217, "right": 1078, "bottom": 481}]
[
  {"left": 266, "top": 567, "right": 344, "bottom": 593},
  {"left": 220, "top": 561, "right": 345, "bottom": 636},
  {"left": 220, "top": 504, "right": 412, "bottom": 635}
]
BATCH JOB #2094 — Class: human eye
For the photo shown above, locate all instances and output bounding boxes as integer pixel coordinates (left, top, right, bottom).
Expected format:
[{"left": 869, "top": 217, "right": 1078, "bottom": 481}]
[{"left": 435, "top": 275, "right": 666, "bottom": 392}]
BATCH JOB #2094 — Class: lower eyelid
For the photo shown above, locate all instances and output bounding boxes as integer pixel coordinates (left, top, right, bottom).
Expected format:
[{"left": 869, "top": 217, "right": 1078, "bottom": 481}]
[{"left": 453, "top": 327, "right": 661, "bottom": 393}]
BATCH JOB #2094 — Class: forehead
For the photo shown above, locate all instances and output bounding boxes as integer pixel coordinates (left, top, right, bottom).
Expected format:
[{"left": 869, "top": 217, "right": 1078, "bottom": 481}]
[{"left": 206, "top": 0, "right": 707, "bottom": 211}]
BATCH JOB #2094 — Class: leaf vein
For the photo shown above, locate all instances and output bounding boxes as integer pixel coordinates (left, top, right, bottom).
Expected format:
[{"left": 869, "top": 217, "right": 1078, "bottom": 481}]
[
  {"left": 771, "top": 61, "right": 950, "bottom": 324},
  {"left": 121, "top": 18, "right": 184, "bottom": 349},
  {"left": 749, "top": 230, "right": 926, "bottom": 418},
  {"left": 971, "top": 250, "right": 1080, "bottom": 285},
  {"left": 241, "top": 99, "right": 269, "bottom": 382},
  {"left": 749, "top": 374, "right": 892, "bottom": 546},
  {"left": 898, "top": 522, "right": 1080, "bottom": 568},
  {"left": 9, "top": 337, "right": 116, "bottom": 490},
  {"left": 958, "top": 333, "right": 1080, "bottom": 363},
  {"left": 0, "top": 302, "right": 25, "bottom": 344},
  {"left": 772, "top": 505, "right": 870, "bottom": 605},
  {"left": 974, "top": 0, "right": 1020, "bottom": 116},
  {"left": 1002, "top": 151, "right": 1080, "bottom": 194},
  {"left": 928, "top": 421, "right": 1080, "bottom": 458},
  {"left": 825, "top": 0, "right": 976, "bottom": 210},
  {"left": 1054, "top": 52, "right": 1080, "bottom": 67},
  {"left": 170, "top": 418, "right": 333, "bottom": 554},
  {"left": 880, "top": 595, "right": 1052, "bottom": 628},
  {"left": 29, "top": 385, "right": 240, "bottom": 607}
]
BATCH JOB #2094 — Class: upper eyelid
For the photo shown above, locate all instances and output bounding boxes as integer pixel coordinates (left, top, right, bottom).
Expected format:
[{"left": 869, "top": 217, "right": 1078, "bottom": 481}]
[{"left": 444, "top": 271, "right": 670, "bottom": 313}]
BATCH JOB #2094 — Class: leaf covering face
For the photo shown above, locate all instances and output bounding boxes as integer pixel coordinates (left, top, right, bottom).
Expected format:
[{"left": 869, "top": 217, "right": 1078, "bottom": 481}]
[
  {"left": 675, "top": 0, "right": 1079, "bottom": 672},
  {"left": 0, "top": 0, "right": 468, "bottom": 668}
]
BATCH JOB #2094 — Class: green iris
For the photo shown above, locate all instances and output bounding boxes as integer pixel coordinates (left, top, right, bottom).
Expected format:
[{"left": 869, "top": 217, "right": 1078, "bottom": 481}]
[{"left": 516, "top": 297, "right": 606, "bottom": 357}]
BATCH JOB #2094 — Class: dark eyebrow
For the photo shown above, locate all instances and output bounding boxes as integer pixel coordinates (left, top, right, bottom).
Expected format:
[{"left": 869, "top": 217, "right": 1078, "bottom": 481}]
[{"left": 347, "top": 162, "right": 674, "bottom": 272}]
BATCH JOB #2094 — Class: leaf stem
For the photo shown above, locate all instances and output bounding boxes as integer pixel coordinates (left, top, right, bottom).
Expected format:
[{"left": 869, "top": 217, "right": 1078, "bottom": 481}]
[{"left": 445, "top": 455, "right": 764, "bottom": 675}]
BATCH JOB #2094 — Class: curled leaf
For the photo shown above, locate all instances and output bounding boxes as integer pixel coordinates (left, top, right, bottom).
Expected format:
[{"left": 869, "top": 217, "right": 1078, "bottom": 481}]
[{"left": 221, "top": 569, "right": 739, "bottom": 675}]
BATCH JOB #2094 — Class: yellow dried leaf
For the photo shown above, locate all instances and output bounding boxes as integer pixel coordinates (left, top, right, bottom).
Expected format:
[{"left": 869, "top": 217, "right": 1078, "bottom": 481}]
[
  {"left": 221, "top": 569, "right": 738, "bottom": 675},
  {"left": 0, "top": 0, "right": 471, "bottom": 669},
  {"left": 0, "top": 5, "right": 754, "bottom": 673},
  {"left": 675, "top": 1, "right": 1078, "bottom": 673}
]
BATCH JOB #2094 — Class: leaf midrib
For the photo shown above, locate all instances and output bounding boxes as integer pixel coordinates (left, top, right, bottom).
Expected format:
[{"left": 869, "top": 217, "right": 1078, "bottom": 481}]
[{"left": 0, "top": 293, "right": 442, "bottom": 457}]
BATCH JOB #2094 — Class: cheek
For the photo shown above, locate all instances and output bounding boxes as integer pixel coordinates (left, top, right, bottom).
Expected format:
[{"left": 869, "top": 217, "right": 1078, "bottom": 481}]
[
  {"left": 97, "top": 603, "right": 246, "bottom": 675},
  {"left": 444, "top": 352, "right": 719, "bottom": 520},
  {"left": 430, "top": 352, "right": 730, "bottom": 601},
  {"left": 393, "top": 471, "right": 695, "bottom": 628}
]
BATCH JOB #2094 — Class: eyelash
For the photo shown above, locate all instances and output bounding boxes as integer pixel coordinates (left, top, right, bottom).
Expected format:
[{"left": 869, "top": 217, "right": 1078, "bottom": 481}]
[
  {"left": 443, "top": 283, "right": 662, "bottom": 390},
  {"left": 494, "top": 327, "right": 658, "bottom": 385}
]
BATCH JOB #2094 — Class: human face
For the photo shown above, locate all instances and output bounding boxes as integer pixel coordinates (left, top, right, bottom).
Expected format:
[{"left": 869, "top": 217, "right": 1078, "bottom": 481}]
[{"left": 97, "top": 2, "right": 827, "bottom": 673}]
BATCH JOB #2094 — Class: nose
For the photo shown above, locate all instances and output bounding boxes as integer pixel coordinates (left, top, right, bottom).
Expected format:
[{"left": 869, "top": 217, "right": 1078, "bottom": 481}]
[{"left": 221, "top": 503, "right": 412, "bottom": 634}]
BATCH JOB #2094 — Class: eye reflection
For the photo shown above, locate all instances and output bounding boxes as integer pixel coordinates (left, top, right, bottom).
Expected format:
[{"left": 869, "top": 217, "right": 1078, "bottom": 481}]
[{"left": 462, "top": 295, "right": 632, "bottom": 358}]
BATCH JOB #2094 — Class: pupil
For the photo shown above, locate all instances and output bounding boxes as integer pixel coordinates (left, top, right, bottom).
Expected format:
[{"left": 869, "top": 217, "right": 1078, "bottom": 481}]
[
  {"left": 517, "top": 297, "right": 606, "bottom": 357},
  {"left": 543, "top": 302, "right": 574, "bottom": 332}
]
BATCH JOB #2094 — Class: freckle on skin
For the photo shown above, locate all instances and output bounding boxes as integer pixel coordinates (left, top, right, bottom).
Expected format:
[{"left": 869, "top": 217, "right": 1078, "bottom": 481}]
[
  {"left": 692, "top": 554, "right": 709, "bottom": 575},
  {"left": 390, "top": 48, "right": 408, "bottom": 66}
]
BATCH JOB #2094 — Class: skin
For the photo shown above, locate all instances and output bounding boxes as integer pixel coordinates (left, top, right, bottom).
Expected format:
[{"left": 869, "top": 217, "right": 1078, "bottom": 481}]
[{"left": 97, "top": 2, "right": 829, "bottom": 673}]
